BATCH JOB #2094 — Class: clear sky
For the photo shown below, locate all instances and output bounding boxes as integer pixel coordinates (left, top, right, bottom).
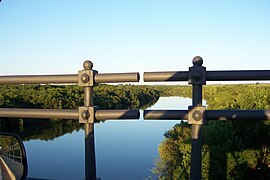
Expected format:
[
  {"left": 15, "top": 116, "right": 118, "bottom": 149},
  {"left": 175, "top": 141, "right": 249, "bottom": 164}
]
[{"left": 1, "top": 1, "right": 270, "bottom": 82}]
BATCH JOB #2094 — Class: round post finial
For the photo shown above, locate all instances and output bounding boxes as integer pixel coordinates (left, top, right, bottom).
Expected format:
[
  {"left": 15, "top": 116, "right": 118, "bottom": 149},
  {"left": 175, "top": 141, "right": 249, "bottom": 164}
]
[
  {"left": 83, "top": 60, "right": 93, "bottom": 70},
  {"left": 192, "top": 56, "right": 203, "bottom": 66}
]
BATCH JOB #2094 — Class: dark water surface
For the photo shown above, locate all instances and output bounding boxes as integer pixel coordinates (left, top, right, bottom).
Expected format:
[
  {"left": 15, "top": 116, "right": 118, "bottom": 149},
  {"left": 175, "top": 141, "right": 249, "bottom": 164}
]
[{"left": 24, "top": 97, "right": 193, "bottom": 180}]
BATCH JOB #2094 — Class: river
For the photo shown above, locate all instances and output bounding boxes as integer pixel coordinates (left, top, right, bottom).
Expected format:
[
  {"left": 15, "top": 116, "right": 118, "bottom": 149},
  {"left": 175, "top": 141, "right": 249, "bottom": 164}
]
[{"left": 24, "top": 97, "right": 196, "bottom": 180}]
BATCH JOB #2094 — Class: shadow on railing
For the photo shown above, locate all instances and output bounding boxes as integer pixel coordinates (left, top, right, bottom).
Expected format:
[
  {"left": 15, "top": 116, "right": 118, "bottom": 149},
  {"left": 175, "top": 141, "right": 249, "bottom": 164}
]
[
  {"left": 0, "top": 56, "right": 269, "bottom": 180},
  {"left": 0, "top": 60, "right": 140, "bottom": 180},
  {"left": 143, "top": 56, "right": 270, "bottom": 179}
]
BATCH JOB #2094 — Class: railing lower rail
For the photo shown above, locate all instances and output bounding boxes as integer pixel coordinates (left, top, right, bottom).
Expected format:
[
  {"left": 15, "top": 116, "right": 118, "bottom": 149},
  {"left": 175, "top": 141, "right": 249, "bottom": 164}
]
[
  {"left": 144, "top": 110, "right": 270, "bottom": 120},
  {"left": 143, "top": 56, "right": 270, "bottom": 180},
  {"left": 0, "top": 108, "right": 139, "bottom": 121},
  {"left": 0, "top": 60, "right": 140, "bottom": 180}
]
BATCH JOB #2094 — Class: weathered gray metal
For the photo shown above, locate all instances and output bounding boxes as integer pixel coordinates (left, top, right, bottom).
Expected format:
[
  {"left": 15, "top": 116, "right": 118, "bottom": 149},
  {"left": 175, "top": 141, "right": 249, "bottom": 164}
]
[
  {"left": 189, "top": 56, "right": 205, "bottom": 180},
  {"left": 0, "top": 108, "right": 78, "bottom": 119},
  {"left": 2, "top": 108, "right": 267, "bottom": 122},
  {"left": 206, "top": 110, "right": 270, "bottom": 120},
  {"left": 79, "top": 60, "right": 97, "bottom": 180},
  {"left": 0, "top": 72, "right": 140, "bottom": 84},
  {"left": 79, "top": 106, "right": 95, "bottom": 123},
  {"left": 0, "top": 62, "right": 139, "bottom": 85},
  {"left": 95, "top": 73, "right": 140, "bottom": 83},
  {"left": 144, "top": 110, "right": 188, "bottom": 120},
  {"left": 0, "top": 108, "right": 141, "bottom": 121},
  {"left": 144, "top": 110, "right": 270, "bottom": 121},
  {"left": 95, "top": 110, "right": 139, "bottom": 121},
  {"left": 188, "top": 106, "right": 206, "bottom": 125},
  {"left": 144, "top": 59, "right": 270, "bottom": 83},
  {"left": 144, "top": 70, "right": 270, "bottom": 82},
  {"left": 0, "top": 74, "right": 78, "bottom": 84},
  {"left": 143, "top": 71, "right": 188, "bottom": 82},
  {"left": 207, "top": 70, "right": 270, "bottom": 81}
]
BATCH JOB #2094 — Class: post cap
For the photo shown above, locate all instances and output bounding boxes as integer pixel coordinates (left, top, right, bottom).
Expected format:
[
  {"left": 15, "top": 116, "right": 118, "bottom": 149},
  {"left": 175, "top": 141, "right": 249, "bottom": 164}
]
[
  {"left": 192, "top": 56, "right": 203, "bottom": 66},
  {"left": 83, "top": 60, "right": 93, "bottom": 70}
]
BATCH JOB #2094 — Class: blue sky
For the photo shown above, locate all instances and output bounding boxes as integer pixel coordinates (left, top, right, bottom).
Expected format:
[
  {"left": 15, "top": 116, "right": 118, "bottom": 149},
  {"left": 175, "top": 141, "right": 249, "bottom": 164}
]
[{"left": 1, "top": 1, "right": 270, "bottom": 83}]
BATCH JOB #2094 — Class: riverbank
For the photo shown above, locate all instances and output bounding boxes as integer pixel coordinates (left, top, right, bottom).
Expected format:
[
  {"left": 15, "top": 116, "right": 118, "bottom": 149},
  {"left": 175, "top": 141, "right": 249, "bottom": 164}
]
[
  {"left": 151, "top": 84, "right": 270, "bottom": 179},
  {"left": 150, "top": 83, "right": 270, "bottom": 110},
  {"left": 0, "top": 84, "right": 160, "bottom": 140},
  {"left": 0, "top": 84, "right": 160, "bottom": 110}
]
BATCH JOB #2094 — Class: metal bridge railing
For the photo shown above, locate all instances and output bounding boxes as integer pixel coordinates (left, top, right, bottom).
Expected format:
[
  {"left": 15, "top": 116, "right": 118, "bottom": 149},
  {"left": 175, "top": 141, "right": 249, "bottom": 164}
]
[
  {"left": 1, "top": 142, "right": 23, "bottom": 164},
  {"left": 0, "top": 56, "right": 270, "bottom": 180},
  {"left": 144, "top": 56, "right": 270, "bottom": 180},
  {"left": 0, "top": 60, "right": 140, "bottom": 180}
]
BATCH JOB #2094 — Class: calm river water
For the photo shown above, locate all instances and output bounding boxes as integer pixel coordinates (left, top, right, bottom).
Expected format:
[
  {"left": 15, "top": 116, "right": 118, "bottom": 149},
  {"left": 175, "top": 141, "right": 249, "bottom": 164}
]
[{"left": 24, "top": 97, "right": 196, "bottom": 180}]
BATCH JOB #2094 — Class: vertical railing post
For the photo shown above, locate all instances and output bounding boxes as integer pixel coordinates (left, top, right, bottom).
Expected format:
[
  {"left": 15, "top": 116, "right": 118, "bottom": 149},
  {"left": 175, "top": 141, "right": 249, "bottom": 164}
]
[
  {"left": 188, "top": 56, "right": 206, "bottom": 180},
  {"left": 79, "top": 61, "right": 97, "bottom": 180}
]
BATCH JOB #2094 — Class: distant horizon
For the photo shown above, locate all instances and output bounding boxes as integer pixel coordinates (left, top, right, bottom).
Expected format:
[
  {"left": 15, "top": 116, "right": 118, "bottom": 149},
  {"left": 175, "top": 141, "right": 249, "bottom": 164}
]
[{"left": 1, "top": 1, "right": 269, "bottom": 79}]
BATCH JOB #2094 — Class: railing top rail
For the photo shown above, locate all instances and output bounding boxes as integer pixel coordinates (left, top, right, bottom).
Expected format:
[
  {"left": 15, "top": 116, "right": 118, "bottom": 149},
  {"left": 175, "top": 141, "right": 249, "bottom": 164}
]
[
  {"left": 0, "top": 74, "right": 78, "bottom": 84},
  {"left": 144, "top": 70, "right": 270, "bottom": 82},
  {"left": 0, "top": 60, "right": 140, "bottom": 84},
  {"left": 95, "top": 73, "right": 140, "bottom": 83},
  {"left": 0, "top": 72, "right": 140, "bottom": 85}
]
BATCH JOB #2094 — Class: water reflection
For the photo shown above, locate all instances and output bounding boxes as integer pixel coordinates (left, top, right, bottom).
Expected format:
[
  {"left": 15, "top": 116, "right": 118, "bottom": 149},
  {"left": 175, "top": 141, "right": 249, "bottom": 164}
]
[
  {"left": 0, "top": 97, "right": 192, "bottom": 179},
  {"left": 95, "top": 97, "right": 192, "bottom": 179}
]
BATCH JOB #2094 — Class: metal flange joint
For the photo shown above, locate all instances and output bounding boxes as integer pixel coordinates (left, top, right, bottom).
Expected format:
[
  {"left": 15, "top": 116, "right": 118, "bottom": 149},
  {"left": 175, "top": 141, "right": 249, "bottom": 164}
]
[
  {"left": 78, "top": 69, "right": 98, "bottom": 87},
  {"left": 188, "top": 106, "right": 206, "bottom": 125},
  {"left": 79, "top": 106, "right": 99, "bottom": 123}
]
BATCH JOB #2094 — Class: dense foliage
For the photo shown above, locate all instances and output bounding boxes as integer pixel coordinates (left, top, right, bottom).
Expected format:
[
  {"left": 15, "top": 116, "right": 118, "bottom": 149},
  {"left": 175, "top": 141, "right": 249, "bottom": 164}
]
[
  {"left": 151, "top": 84, "right": 270, "bottom": 110},
  {"left": 0, "top": 84, "right": 159, "bottom": 110},
  {"left": 94, "top": 84, "right": 159, "bottom": 110},
  {"left": 151, "top": 85, "right": 191, "bottom": 98},
  {"left": 1, "top": 83, "right": 270, "bottom": 178},
  {"left": 152, "top": 84, "right": 270, "bottom": 179},
  {"left": 204, "top": 84, "right": 270, "bottom": 110},
  {"left": 0, "top": 84, "right": 159, "bottom": 140},
  {"left": 154, "top": 120, "right": 270, "bottom": 179}
]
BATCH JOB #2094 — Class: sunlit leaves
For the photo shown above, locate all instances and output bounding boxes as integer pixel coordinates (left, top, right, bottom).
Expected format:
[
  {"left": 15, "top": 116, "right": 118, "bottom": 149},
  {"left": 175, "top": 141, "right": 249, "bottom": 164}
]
[{"left": 153, "top": 84, "right": 270, "bottom": 179}]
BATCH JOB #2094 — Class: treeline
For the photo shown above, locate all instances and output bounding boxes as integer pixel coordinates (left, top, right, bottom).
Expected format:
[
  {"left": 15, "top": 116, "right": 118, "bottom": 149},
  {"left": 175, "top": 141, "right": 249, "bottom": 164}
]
[
  {"left": 0, "top": 84, "right": 160, "bottom": 110},
  {"left": 152, "top": 84, "right": 270, "bottom": 179},
  {"left": 94, "top": 84, "right": 159, "bottom": 109},
  {"left": 150, "top": 85, "right": 191, "bottom": 98},
  {"left": 151, "top": 84, "right": 270, "bottom": 110},
  {"left": 0, "top": 84, "right": 160, "bottom": 140}
]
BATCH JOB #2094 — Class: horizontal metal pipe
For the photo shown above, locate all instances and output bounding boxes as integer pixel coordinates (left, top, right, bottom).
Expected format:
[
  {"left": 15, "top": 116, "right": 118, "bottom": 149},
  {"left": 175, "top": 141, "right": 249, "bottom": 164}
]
[
  {"left": 144, "top": 110, "right": 270, "bottom": 121},
  {"left": 206, "top": 110, "right": 270, "bottom": 120},
  {"left": 143, "top": 70, "right": 270, "bottom": 82},
  {"left": 0, "top": 74, "right": 78, "bottom": 84},
  {"left": 95, "top": 110, "right": 139, "bottom": 121},
  {"left": 1, "top": 70, "right": 269, "bottom": 85},
  {"left": 95, "top": 73, "right": 140, "bottom": 83},
  {"left": 144, "top": 71, "right": 188, "bottom": 82},
  {"left": 0, "top": 108, "right": 78, "bottom": 119},
  {"left": 207, "top": 70, "right": 270, "bottom": 81},
  {"left": 1, "top": 109, "right": 268, "bottom": 121},
  {"left": 144, "top": 110, "right": 189, "bottom": 120}
]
